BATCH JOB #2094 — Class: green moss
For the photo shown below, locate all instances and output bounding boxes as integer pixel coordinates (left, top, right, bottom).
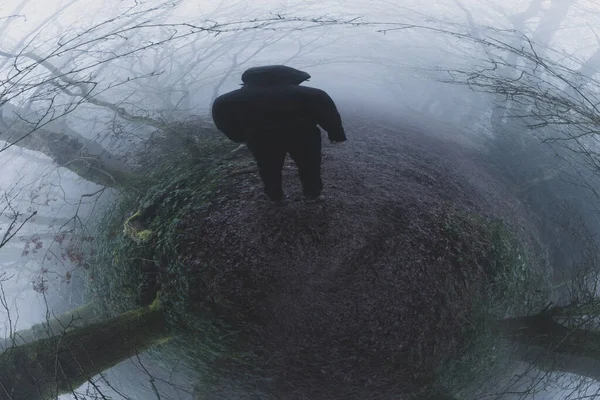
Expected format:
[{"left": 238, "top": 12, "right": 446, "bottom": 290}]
[
  {"left": 432, "top": 209, "right": 550, "bottom": 398},
  {"left": 123, "top": 210, "right": 154, "bottom": 244},
  {"left": 0, "top": 304, "right": 169, "bottom": 400},
  {"left": 137, "top": 229, "right": 153, "bottom": 242},
  {"left": 84, "top": 126, "right": 248, "bottom": 388},
  {"left": 149, "top": 291, "right": 162, "bottom": 311}
]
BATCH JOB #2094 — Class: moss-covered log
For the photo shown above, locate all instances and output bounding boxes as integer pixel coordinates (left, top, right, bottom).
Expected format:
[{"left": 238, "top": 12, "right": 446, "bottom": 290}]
[
  {"left": 0, "top": 303, "right": 98, "bottom": 351},
  {"left": 498, "top": 313, "right": 600, "bottom": 362},
  {"left": 517, "top": 344, "right": 600, "bottom": 382},
  {"left": 0, "top": 123, "right": 134, "bottom": 187},
  {"left": 0, "top": 302, "right": 168, "bottom": 400}
]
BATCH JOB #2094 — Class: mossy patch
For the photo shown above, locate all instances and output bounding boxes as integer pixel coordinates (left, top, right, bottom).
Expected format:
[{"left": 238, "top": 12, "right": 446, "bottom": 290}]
[
  {"left": 430, "top": 207, "right": 550, "bottom": 398},
  {"left": 123, "top": 210, "right": 154, "bottom": 244},
  {"left": 84, "top": 123, "right": 252, "bottom": 386}
]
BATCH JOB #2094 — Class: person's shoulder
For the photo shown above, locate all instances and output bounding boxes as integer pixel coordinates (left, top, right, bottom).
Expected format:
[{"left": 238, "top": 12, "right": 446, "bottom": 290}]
[
  {"left": 213, "top": 88, "right": 246, "bottom": 104},
  {"left": 294, "top": 85, "right": 331, "bottom": 100},
  {"left": 266, "top": 84, "right": 322, "bottom": 98},
  {"left": 296, "top": 85, "right": 325, "bottom": 94}
]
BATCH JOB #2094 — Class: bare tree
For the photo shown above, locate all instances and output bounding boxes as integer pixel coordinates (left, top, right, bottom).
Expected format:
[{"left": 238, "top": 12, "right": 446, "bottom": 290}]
[
  {"left": 355, "top": 4, "right": 600, "bottom": 397},
  {"left": 0, "top": 1, "right": 360, "bottom": 185},
  {"left": 0, "top": 4, "right": 368, "bottom": 399},
  {"left": 0, "top": 298, "right": 167, "bottom": 400},
  {"left": 0, "top": 185, "right": 37, "bottom": 249},
  {"left": 411, "top": 23, "right": 600, "bottom": 400}
]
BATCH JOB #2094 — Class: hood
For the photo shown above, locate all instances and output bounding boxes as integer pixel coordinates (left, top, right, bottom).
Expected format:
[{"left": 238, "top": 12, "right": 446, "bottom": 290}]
[{"left": 241, "top": 65, "right": 311, "bottom": 86}]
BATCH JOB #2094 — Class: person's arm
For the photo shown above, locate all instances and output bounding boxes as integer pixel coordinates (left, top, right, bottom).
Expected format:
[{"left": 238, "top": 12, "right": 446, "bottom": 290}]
[
  {"left": 211, "top": 95, "right": 246, "bottom": 143},
  {"left": 311, "top": 89, "right": 347, "bottom": 143}
]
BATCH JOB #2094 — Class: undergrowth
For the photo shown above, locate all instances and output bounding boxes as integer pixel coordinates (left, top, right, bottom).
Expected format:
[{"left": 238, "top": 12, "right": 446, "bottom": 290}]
[
  {"left": 431, "top": 127, "right": 575, "bottom": 399},
  {"left": 83, "top": 119, "right": 567, "bottom": 399},
  {"left": 430, "top": 206, "right": 550, "bottom": 399},
  {"left": 84, "top": 120, "right": 254, "bottom": 386}
]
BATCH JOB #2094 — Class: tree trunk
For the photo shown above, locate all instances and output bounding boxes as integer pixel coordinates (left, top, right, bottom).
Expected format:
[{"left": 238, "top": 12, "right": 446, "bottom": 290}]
[
  {"left": 498, "top": 313, "right": 600, "bottom": 363},
  {"left": 517, "top": 344, "right": 600, "bottom": 382},
  {"left": 490, "top": 0, "right": 573, "bottom": 134},
  {"left": 0, "top": 303, "right": 99, "bottom": 351},
  {"left": 0, "top": 303, "right": 168, "bottom": 400},
  {"left": 529, "top": 0, "right": 574, "bottom": 50},
  {"left": 1, "top": 123, "right": 133, "bottom": 187}
]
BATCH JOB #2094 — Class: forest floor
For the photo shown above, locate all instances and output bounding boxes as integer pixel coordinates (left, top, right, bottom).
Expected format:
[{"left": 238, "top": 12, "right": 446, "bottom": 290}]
[{"left": 158, "top": 109, "right": 549, "bottom": 399}]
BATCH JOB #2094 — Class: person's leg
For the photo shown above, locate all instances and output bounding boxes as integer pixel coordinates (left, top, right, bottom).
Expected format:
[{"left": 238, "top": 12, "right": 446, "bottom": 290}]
[
  {"left": 288, "top": 132, "right": 323, "bottom": 198},
  {"left": 246, "top": 139, "right": 287, "bottom": 201}
]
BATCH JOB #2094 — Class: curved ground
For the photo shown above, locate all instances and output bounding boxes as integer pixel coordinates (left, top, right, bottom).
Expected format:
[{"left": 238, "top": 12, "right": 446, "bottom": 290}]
[{"left": 175, "top": 110, "right": 536, "bottom": 399}]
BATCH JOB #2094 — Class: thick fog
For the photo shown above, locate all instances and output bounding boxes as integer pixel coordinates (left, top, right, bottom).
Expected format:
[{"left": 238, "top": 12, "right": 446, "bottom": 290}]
[{"left": 2, "top": 0, "right": 600, "bottom": 399}]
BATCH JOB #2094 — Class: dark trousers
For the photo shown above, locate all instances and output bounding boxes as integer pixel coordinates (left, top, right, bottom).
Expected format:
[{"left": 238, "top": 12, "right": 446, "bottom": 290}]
[{"left": 246, "top": 131, "right": 323, "bottom": 201}]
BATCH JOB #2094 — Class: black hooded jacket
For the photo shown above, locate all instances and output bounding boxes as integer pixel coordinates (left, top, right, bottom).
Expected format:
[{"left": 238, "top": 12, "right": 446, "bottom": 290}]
[{"left": 211, "top": 66, "right": 346, "bottom": 144}]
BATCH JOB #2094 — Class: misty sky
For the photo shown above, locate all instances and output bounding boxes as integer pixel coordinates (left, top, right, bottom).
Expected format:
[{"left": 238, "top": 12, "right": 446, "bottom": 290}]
[
  {"left": 5, "top": 0, "right": 600, "bottom": 60},
  {"left": 2, "top": 0, "right": 600, "bottom": 116}
]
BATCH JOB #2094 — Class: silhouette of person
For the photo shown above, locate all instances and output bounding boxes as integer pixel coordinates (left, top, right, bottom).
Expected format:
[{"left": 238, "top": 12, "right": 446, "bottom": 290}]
[{"left": 212, "top": 65, "right": 346, "bottom": 204}]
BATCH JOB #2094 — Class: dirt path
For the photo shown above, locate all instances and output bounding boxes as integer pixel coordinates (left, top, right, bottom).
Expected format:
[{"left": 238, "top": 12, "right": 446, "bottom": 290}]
[{"left": 178, "top": 111, "right": 537, "bottom": 399}]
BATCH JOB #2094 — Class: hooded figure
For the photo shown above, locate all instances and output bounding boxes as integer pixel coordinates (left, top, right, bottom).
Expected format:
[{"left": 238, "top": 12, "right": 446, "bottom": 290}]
[{"left": 211, "top": 65, "right": 346, "bottom": 203}]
